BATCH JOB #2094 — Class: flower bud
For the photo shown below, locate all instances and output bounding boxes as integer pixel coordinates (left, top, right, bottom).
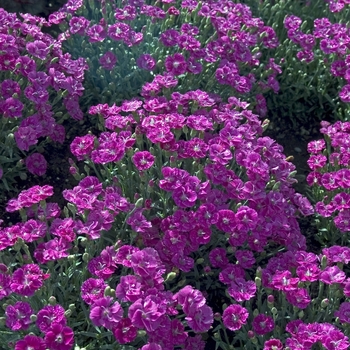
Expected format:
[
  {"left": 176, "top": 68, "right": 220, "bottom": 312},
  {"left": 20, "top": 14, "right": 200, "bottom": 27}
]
[
  {"left": 255, "top": 277, "right": 261, "bottom": 288},
  {"left": 321, "top": 298, "right": 329, "bottom": 308},
  {"left": 214, "top": 312, "right": 221, "bottom": 321},
  {"left": 82, "top": 253, "right": 90, "bottom": 262},
  {"left": 30, "top": 314, "right": 37, "bottom": 322},
  {"left": 253, "top": 309, "right": 259, "bottom": 317},
  {"left": 64, "top": 309, "right": 72, "bottom": 318},
  {"left": 165, "top": 272, "right": 177, "bottom": 282},
  {"left": 271, "top": 307, "right": 278, "bottom": 315},
  {"left": 298, "top": 310, "right": 304, "bottom": 319},
  {"left": 69, "top": 304, "right": 76, "bottom": 311},
  {"left": 247, "top": 330, "right": 255, "bottom": 339},
  {"left": 49, "top": 296, "right": 57, "bottom": 305}
]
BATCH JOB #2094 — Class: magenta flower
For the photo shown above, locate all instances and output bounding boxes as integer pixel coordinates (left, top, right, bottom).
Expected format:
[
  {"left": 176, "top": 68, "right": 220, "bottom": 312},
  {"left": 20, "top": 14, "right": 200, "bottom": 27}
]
[
  {"left": 319, "top": 265, "right": 346, "bottom": 284},
  {"left": 228, "top": 278, "right": 256, "bottom": 302},
  {"left": 0, "top": 97, "right": 24, "bottom": 118},
  {"left": 222, "top": 304, "right": 249, "bottom": 331},
  {"left": 209, "top": 247, "right": 229, "bottom": 268},
  {"left": 132, "top": 151, "right": 155, "bottom": 171},
  {"left": 108, "top": 23, "right": 131, "bottom": 41},
  {"left": 99, "top": 51, "right": 117, "bottom": 70},
  {"left": 263, "top": 339, "right": 283, "bottom": 350},
  {"left": 165, "top": 53, "right": 187, "bottom": 75},
  {"left": 15, "top": 335, "right": 45, "bottom": 350},
  {"left": 128, "top": 295, "right": 167, "bottom": 332},
  {"left": 252, "top": 314, "right": 274, "bottom": 335},
  {"left": 87, "top": 256, "right": 115, "bottom": 280},
  {"left": 0, "top": 272, "right": 11, "bottom": 300},
  {"left": 185, "top": 304, "right": 213, "bottom": 333},
  {"left": 11, "top": 264, "right": 49, "bottom": 297},
  {"left": 25, "top": 153, "right": 47, "bottom": 176},
  {"left": 36, "top": 304, "right": 67, "bottom": 333},
  {"left": 172, "top": 185, "right": 197, "bottom": 208},
  {"left": 26, "top": 40, "right": 50, "bottom": 60},
  {"left": 335, "top": 302, "right": 350, "bottom": 323},
  {"left": 69, "top": 16, "right": 90, "bottom": 35},
  {"left": 113, "top": 317, "right": 138, "bottom": 344},
  {"left": 81, "top": 278, "right": 107, "bottom": 305},
  {"left": 116, "top": 275, "right": 143, "bottom": 302},
  {"left": 14, "top": 126, "right": 38, "bottom": 151},
  {"left": 5, "top": 301, "right": 33, "bottom": 331},
  {"left": 175, "top": 285, "right": 206, "bottom": 315},
  {"left": 87, "top": 24, "right": 107, "bottom": 42},
  {"left": 44, "top": 323, "right": 74, "bottom": 350},
  {"left": 137, "top": 54, "right": 156, "bottom": 70},
  {"left": 285, "top": 288, "right": 311, "bottom": 309},
  {"left": 90, "top": 296, "right": 123, "bottom": 329}
]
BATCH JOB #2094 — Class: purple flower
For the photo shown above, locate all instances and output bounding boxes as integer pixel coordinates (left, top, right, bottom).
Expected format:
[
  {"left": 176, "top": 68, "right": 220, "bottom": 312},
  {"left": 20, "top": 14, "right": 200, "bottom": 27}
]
[
  {"left": 116, "top": 275, "right": 143, "bottom": 302},
  {"left": 5, "top": 301, "right": 33, "bottom": 331},
  {"left": 113, "top": 317, "right": 138, "bottom": 344},
  {"left": 132, "top": 151, "right": 155, "bottom": 171},
  {"left": 335, "top": 302, "right": 350, "bottom": 323},
  {"left": 137, "top": 54, "right": 156, "bottom": 70},
  {"left": 108, "top": 23, "right": 131, "bottom": 41},
  {"left": 25, "top": 153, "right": 47, "bottom": 176},
  {"left": 36, "top": 304, "right": 66, "bottom": 333},
  {"left": 15, "top": 335, "right": 45, "bottom": 350},
  {"left": 319, "top": 266, "right": 347, "bottom": 284},
  {"left": 340, "top": 84, "right": 350, "bottom": 103},
  {"left": 70, "top": 134, "right": 96, "bottom": 160},
  {"left": 252, "top": 314, "right": 274, "bottom": 335},
  {"left": 175, "top": 285, "right": 206, "bottom": 315},
  {"left": 26, "top": 40, "right": 50, "bottom": 60},
  {"left": 90, "top": 296, "right": 123, "bottom": 330},
  {"left": 222, "top": 304, "right": 249, "bottom": 331},
  {"left": 11, "top": 264, "right": 49, "bottom": 297},
  {"left": 228, "top": 278, "right": 256, "bottom": 302},
  {"left": 128, "top": 295, "right": 167, "bottom": 332},
  {"left": 87, "top": 24, "right": 107, "bottom": 42},
  {"left": 185, "top": 304, "right": 213, "bottom": 333},
  {"left": 114, "top": 5, "right": 137, "bottom": 21},
  {"left": 285, "top": 288, "right": 311, "bottom": 309},
  {"left": 165, "top": 53, "right": 187, "bottom": 75},
  {"left": 1, "top": 79, "right": 21, "bottom": 98},
  {"left": 99, "top": 51, "right": 117, "bottom": 70},
  {"left": 44, "top": 323, "right": 74, "bottom": 350},
  {"left": 0, "top": 97, "right": 23, "bottom": 118},
  {"left": 81, "top": 278, "right": 107, "bottom": 305},
  {"left": 69, "top": 16, "right": 90, "bottom": 35}
]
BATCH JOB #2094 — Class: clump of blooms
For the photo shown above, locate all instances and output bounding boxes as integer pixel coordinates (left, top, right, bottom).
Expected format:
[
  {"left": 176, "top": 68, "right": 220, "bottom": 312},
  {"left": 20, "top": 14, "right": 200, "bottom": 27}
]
[{"left": 2, "top": 0, "right": 350, "bottom": 350}]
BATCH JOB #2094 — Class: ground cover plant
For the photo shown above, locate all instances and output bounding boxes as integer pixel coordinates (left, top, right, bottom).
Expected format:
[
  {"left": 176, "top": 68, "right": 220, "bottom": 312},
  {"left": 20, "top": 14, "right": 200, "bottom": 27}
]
[{"left": 1, "top": 0, "right": 350, "bottom": 349}]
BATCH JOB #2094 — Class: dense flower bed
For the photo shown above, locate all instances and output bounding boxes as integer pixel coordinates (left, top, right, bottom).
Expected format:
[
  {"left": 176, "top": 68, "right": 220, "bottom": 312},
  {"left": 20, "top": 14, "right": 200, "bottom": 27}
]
[{"left": 1, "top": 0, "right": 350, "bottom": 349}]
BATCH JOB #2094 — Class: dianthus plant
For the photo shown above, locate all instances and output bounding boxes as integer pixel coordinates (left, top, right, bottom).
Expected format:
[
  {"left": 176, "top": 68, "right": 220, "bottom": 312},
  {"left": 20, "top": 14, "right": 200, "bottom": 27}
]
[
  {"left": 55, "top": 0, "right": 281, "bottom": 112},
  {"left": 0, "top": 5, "right": 87, "bottom": 193}
]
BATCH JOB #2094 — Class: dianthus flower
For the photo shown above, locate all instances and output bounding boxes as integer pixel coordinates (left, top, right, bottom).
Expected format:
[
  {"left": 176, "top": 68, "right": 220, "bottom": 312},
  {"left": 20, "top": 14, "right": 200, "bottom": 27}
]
[
  {"left": 175, "top": 285, "right": 206, "bottom": 314},
  {"left": 222, "top": 304, "right": 249, "bottom": 331},
  {"left": 99, "top": 51, "right": 117, "bottom": 70},
  {"left": 263, "top": 339, "right": 283, "bottom": 350},
  {"left": 113, "top": 317, "right": 138, "bottom": 344},
  {"left": 335, "top": 302, "right": 350, "bottom": 323},
  {"left": 5, "top": 301, "right": 33, "bottom": 331},
  {"left": 137, "top": 54, "right": 156, "bottom": 70},
  {"left": 44, "top": 323, "right": 74, "bottom": 350},
  {"left": 11, "top": 264, "right": 49, "bottom": 297},
  {"left": 128, "top": 295, "right": 167, "bottom": 332},
  {"left": 165, "top": 53, "right": 187, "bottom": 75},
  {"left": 90, "top": 296, "right": 123, "bottom": 329},
  {"left": 70, "top": 134, "right": 96, "bottom": 160},
  {"left": 25, "top": 152, "right": 47, "bottom": 176},
  {"left": 252, "top": 314, "right": 274, "bottom": 335},
  {"left": 36, "top": 304, "right": 67, "bottom": 333},
  {"left": 228, "top": 278, "right": 256, "bottom": 302},
  {"left": 185, "top": 304, "right": 213, "bottom": 333},
  {"left": 15, "top": 335, "right": 45, "bottom": 350},
  {"left": 132, "top": 151, "right": 155, "bottom": 171},
  {"left": 285, "top": 288, "right": 311, "bottom": 309},
  {"left": 116, "top": 275, "right": 143, "bottom": 303},
  {"left": 209, "top": 247, "right": 229, "bottom": 268},
  {"left": 319, "top": 265, "right": 346, "bottom": 284},
  {"left": 81, "top": 278, "right": 107, "bottom": 305}
]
